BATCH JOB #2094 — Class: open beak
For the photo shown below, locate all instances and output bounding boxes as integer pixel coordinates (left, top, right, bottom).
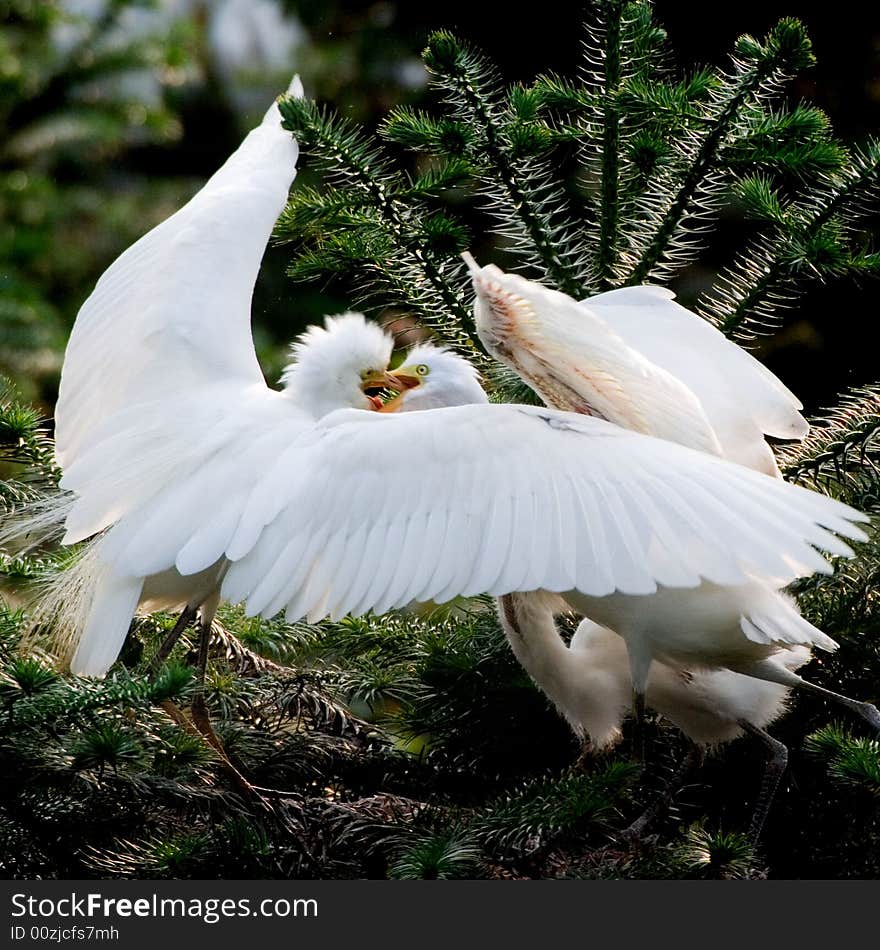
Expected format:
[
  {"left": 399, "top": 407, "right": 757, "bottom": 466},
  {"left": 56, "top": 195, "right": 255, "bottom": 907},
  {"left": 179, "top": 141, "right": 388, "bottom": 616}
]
[{"left": 361, "top": 368, "right": 422, "bottom": 412}]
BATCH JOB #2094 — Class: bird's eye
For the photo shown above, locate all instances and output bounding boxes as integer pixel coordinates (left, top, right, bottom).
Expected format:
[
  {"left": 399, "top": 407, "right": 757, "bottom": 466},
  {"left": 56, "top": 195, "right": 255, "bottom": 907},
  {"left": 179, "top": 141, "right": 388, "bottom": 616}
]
[{"left": 416, "top": 364, "right": 430, "bottom": 376}]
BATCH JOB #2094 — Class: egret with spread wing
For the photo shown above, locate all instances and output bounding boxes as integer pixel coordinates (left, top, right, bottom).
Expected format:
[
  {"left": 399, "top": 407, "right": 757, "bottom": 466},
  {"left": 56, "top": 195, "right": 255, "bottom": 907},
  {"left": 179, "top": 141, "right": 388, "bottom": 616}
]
[
  {"left": 5, "top": 84, "right": 872, "bottom": 777},
  {"left": 379, "top": 343, "right": 869, "bottom": 837},
  {"left": 464, "top": 256, "right": 879, "bottom": 736},
  {"left": 42, "top": 76, "right": 394, "bottom": 675}
]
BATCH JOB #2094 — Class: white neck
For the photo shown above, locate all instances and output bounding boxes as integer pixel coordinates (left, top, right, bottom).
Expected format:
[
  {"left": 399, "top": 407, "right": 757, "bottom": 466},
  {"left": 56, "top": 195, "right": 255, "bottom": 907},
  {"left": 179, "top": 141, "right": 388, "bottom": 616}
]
[
  {"left": 497, "top": 593, "right": 628, "bottom": 749},
  {"left": 497, "top": 592, "right": 576, "bottom": 712}
]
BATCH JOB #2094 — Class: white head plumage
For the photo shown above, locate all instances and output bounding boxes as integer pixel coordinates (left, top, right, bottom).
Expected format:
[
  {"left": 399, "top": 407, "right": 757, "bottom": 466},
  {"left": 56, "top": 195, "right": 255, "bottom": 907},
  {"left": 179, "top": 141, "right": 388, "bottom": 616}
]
[{"left": 281, "top": 313, "right": 394, "bottom": 418}]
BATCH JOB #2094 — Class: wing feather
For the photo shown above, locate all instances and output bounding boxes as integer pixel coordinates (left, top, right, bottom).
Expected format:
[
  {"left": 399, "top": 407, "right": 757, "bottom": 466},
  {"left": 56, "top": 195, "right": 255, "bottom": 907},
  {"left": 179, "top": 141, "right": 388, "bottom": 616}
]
[
  {"left": 373, "top": 475, "right": 432, "bottom": 613},
  {"left": 491, "top": 461, "right": 537, "bottom": 594},
  {"left": 55, "top": 86, "right": 301, "bottom": 470},
  {"left": 586, "top": 286, "right": 809, "bottom": 466},
  {"left": 562, "top": 484, "right": 604, "bottom": 597},
  {"left": 220, "top": 404, "right": 867, "bottom": 623},
  {"left": 462, "top": 448, "right": 517, "bottom": 597}
]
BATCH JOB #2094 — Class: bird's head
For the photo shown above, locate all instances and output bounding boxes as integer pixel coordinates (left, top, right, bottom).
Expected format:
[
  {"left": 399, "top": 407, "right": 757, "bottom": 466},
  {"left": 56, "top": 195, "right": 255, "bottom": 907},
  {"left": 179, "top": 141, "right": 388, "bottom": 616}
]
[
  {"left": 281, "top": 313, "right": 398, "bottom": 418},
  {"left": 364, "top": 343, "right": 488, "bottom": 412},
  {"left": 463, "top": 252, "right": 604, "bottom": 415}
]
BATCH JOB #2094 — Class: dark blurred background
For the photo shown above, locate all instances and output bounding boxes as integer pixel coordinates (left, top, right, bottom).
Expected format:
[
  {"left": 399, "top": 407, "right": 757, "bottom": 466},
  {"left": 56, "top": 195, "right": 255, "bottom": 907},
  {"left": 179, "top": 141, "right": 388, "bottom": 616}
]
[{"left": 3, "top": 1, "right": 879, "bottom": 416}]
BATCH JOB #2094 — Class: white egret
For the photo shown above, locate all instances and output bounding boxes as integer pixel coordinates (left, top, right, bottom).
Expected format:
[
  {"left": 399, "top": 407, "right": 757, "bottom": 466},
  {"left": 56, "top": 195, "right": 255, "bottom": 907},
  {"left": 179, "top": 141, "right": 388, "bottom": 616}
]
[
  {"left": 382, "top": 344, "right": 842, "bottom": 838},
  {"left": 465, "top": 257, "right": 880, "bottom": 735},
  {"left": 6, "top": 79, "right": 872, "bottom": 784}
]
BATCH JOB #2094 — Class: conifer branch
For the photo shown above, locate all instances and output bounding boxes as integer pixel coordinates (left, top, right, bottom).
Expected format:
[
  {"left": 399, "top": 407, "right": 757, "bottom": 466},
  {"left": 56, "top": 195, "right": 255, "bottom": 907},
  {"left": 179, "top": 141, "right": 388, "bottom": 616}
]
[
  {"left": 626, "top": 18, "right": 816, "bottom": 284},
  {"left": 779, "top": 386, "right": 880, "bottom": 507},
  {"left": 278, "top": 97, "right": 481, "bottom": 354},
  {"left": 597, "top": 1, "right": 624, "bottom": 289},
  {"left": 705, "top": 141, "right": 880, "bottom": 337},
  {"left": 424, "top": 32, "right": 586, "bottom": 298}
]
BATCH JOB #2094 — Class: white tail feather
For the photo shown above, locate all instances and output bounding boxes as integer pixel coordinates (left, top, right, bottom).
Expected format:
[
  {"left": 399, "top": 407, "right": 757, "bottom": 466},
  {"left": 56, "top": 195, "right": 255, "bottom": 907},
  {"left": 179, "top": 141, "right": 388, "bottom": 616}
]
[
  {"left": 2, "top": 490, "right": 145, "bottom": 676},
  {"left": 18, "top": 534, "right": 141, "bottom": 676},
  {"left": 69, "top": 570, "right": 143, "bottom": 677},
  {"left": 740, "top": 596, "right": 838, "bottom": 653},
  {"left": 21, "top": 538, "right": 104, "bottom": 665}
]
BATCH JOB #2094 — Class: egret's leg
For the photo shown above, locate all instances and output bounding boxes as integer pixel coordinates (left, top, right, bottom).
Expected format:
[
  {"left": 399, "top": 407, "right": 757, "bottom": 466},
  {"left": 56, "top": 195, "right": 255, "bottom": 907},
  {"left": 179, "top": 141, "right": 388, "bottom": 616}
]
[
  {"left": 738, "top": 720, "right": 788, "bottom": 843},
  {"left": 622, "top": 744, "right": 704, "bottom": 842},
  {"left": 184, "top": 604, "right": 294, "bottom": 807},
  {"left": 188, "top": 598, "right": 240, "bottom": 763},
  {"left": 148, "top": 603, "right": 198, "bottom": 672},
  {"left": 189, "top": 600, "right": 225, "bottom": 756},
  {"left": 631, "top": 690, "right": 648, "bottom": 763},
  {"left": 799, "top": 681, "right": 880, "bottom": 731},
  {"left": 627, "top": 648, "right": 653, "bottom": 764},
  {"left": 573, "top": 739, "right": 595, "bottom": 773},
  {"left": 146, "top": 604, "right": 201, "bottom": 733},
  {"left": 737, "top": 660, "right": 880, "bottom": 733}
]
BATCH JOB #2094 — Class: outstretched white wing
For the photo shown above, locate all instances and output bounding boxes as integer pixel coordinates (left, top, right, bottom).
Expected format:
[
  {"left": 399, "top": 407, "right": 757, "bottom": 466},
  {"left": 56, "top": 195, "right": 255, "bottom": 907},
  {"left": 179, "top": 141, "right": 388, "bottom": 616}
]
[
  {"left": 216, "top": 403, "right": 867, "bottom": 624},
  {"left": 54, "top": 76, "right": 303, "bottom": 470},
  {"left": 584, "top": 286, "right": 809, "bottom": 472},
  {"left": 59, "top": 383, "right": 302, "bottom": 547}
]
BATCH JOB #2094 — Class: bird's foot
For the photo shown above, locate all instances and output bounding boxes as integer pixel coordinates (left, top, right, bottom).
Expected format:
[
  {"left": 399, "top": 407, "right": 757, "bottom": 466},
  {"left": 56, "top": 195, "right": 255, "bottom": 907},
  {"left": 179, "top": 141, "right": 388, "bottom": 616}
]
[
  {"left": 189, "top": 696, "right": 276, "bottom": 809},
  {"left": 189, "top": 695, "right": 229, "bottom": 758},
  {"left": 159, "top": 699, "right": 197, "bottom": 733},
  {"left": 188, "top": 698, "right": 302, "bottom": 811},
  {"left": 618, "top": 820, "right": 658, "bottom": 849},
  {"left": 617, "top": 796, "right": 665, "bottom": 848}
]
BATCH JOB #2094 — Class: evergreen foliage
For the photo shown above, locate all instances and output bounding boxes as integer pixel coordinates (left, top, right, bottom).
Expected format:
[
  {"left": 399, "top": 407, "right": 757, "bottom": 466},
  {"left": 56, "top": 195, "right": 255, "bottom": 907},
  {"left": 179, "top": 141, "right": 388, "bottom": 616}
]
[
  {"left": 2, "top": 1, "right": 879, "bottom": 879},
  {"left": 0, "top": 0, "right": 201, "bottom": 405}
]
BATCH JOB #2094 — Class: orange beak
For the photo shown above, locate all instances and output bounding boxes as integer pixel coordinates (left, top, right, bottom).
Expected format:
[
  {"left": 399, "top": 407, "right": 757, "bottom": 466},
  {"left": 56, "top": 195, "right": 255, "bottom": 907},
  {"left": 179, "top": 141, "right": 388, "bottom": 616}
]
[
  {"left": 361, "top": 369, "right": 422, "bottom": 412},
  {"left": 379, "top": 371, "right": 421, "bottom": 412}
]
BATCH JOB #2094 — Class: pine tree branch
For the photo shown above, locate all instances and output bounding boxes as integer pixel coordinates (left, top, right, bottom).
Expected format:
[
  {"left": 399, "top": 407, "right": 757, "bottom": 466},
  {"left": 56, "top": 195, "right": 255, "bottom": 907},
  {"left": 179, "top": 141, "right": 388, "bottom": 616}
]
[
  {"left": 626, "top": 19, "right": 815, "bottom": 285},
  {"left": 424, "top": 32, "right": 586, "bottom": 298},
  {"left": 779, "top": 385, "right": 880, "bottom": 501},
  {"left": 597, "top": 0, "right": 624, "bottom": 290},
  {"left": 278, "top": 97, "right": 481, "bottom": 354},
  {"left": 709, "top": 142, "right": 880, "bottom": 337},
  {"left": 0, "top": 382, "right": 60, "bottom": 489}
]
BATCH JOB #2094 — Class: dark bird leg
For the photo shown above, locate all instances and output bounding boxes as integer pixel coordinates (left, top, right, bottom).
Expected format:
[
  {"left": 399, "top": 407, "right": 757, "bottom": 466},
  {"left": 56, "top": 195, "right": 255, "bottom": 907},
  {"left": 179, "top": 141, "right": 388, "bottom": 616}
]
[
  {"left": 148, "top": 603, "right": 198, "bottom": 672},
  {"left": 622, "top": 744, "right": 704, "bottom": 842},
  {"left": 799, "top": 681, "right": 880, "bottom": 732},
  {"left": 186, "top": 601, "right": 296, "bottom": 808},
  {"left": 186, "top": 598, "right": 270, "bottom": 802},
  {"left": 632, "top": 690, "right": 648, "bottom": 764},
  {"left": 738, "top": 720, "right": 788, "bottom": 843},
  {"left": 741, "top": 660, "right": 880, "bottom": 733},
  {"left": 627, "top": 650, "right": 654, "bottom": 766},
  {"left": 189, "top": 598, "right": 230, "bottom": 759},
  {"left": 147, "top": 604, "right": 200, "bottom": 733}
]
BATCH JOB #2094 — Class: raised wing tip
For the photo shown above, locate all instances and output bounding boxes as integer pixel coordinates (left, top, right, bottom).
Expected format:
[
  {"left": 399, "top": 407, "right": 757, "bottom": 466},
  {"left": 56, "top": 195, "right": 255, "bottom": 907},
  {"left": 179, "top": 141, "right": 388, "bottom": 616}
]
[
  {"left": 264, "top": 75, "right": 304, "bottom": 125},
  {"left": 461, "top": 250, "right": 479, "bottom": 275},
  {"left": 461, "top": 251, "right": 506, "bottom": 288}
]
